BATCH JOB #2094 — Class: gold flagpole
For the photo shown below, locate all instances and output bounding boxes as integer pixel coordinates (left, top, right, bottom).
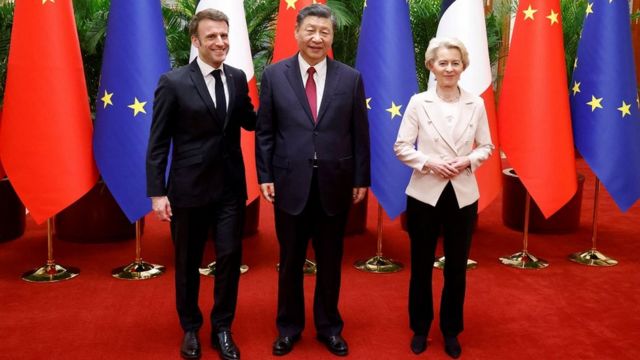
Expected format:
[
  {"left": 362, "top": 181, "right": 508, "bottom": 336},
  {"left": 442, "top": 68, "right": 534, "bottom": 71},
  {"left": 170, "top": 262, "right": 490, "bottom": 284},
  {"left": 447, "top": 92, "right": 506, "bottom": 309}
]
[
  {"left": 499, "top": 192, "right": 549, "bottom": 269},
  {"left": 112, "top": 220, "right": 165, "bottom": 280},
  {"left": 22, "top": 217, "right": 80, "bottom": 282},
  {"left": 568, "top": 178, "right": 617, "bottom": 266},
  {"left": 353, "top": 204, "right": 403, "bottom": 273}
]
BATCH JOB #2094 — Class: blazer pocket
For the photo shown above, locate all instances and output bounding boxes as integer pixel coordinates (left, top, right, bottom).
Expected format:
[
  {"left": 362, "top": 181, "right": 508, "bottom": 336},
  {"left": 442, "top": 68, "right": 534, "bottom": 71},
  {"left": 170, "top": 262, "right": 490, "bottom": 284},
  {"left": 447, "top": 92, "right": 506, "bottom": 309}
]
[
  {"left": 173, "top": 144, "right": 202, "bottom": 161},
  {"left": 172, "top": 154, "right": 203, "bottom": 169},
  {"left": 338, "top": 155, "right": 354, "bottom": 170}
]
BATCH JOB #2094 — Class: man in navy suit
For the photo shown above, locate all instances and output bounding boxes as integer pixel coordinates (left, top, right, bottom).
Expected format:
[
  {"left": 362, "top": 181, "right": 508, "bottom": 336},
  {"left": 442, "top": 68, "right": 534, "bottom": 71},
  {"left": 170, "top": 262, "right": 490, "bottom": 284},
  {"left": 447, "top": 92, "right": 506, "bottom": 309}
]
[
  {"left": 256, "top": 4, "right": 370, "bottom": 357},
  {"left": 146, "top": 9, "right": 255, "bottom": 360}
]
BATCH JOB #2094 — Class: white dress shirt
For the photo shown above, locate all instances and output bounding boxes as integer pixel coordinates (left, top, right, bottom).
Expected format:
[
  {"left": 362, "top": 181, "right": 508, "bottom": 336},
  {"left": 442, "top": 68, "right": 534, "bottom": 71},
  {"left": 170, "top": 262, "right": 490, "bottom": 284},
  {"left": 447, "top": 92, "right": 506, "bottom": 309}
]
[
  {"left": 298, "top": 54, "right": 327, "bottom": 115},
  {"left": 196, "top": 56, "right": 229, "bottom": 109}
]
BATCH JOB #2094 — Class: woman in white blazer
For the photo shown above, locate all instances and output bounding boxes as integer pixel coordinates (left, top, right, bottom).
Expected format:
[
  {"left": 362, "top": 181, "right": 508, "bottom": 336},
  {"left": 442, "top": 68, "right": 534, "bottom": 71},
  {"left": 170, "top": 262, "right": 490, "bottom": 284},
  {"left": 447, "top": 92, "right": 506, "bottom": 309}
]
[{"left": 394, "top": 37, "right": 493, "bottom": 359}]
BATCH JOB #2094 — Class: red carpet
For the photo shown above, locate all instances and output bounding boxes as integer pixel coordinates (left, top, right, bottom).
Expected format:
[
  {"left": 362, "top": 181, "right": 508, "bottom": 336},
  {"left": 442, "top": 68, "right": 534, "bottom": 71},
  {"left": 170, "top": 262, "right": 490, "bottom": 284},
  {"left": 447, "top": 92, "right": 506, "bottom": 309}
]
[{"left": 1, "top": 159, "right": 639, "bottom": 360}]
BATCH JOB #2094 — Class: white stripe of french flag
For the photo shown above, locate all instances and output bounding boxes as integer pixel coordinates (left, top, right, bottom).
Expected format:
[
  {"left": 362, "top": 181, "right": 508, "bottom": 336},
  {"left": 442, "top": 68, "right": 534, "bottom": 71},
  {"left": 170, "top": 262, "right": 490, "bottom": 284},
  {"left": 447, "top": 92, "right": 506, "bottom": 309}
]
[
  {"left": 191, "top": 0, "right": 260, "bottom": 203},
  {"left": 432, "top": 0, "right": 501, "bottom": 212}
]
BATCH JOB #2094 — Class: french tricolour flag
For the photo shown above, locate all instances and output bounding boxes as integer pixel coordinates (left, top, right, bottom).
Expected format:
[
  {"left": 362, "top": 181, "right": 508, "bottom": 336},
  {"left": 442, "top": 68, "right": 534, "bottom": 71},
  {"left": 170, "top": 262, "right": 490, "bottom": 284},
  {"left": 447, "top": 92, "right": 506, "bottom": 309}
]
[
  {"left": 191, "top": 0, "right": 260, "bottom": 203},
  {"left": 431, "top": 0, "right": 501, "bottom": 212}
]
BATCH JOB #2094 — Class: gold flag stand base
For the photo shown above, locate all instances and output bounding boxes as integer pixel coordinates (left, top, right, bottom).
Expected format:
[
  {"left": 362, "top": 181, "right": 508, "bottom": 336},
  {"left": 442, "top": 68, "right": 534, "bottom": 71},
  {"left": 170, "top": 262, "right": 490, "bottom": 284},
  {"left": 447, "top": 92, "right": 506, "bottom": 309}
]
[
  {"left": 433, "top": 256, "right": 477, "bottom": 270},
  {"left": 354, "top": 255, "right": 403, "bottom": 273},
  {"left": 112, "top": 221, "right": 165, "bottom": 280},
  {"left": 22, "top": 261, "right": 80, "bottom": 283},
  {"left": 567, "top": 180, "right": 618, "bottom": 268},
  {"left": 23, "top": 219, "right": 80, "bottom": 283},
  {"left": 112, "top": 260, "right": 165, "bottom": 280},
  {"left": 500, "top": 193, "right": 548, "bottom": 270},
  {"left": 499, "top": 250, "right": 548, "bottom": 269},
  {"left": 199, "top": 261, "right": 250, "bottom": 277},
  {"left": 353, "top": 205, "right": 404, "bottom": 274},
  {"left": 569, "top": 249, "right": 617, "bottom": 267},
  {"left": 275, "top": 259, "right": 317, "bottom": 276},
  {"left": 302, "top": 259, "right": 317, "bottom": 275}
]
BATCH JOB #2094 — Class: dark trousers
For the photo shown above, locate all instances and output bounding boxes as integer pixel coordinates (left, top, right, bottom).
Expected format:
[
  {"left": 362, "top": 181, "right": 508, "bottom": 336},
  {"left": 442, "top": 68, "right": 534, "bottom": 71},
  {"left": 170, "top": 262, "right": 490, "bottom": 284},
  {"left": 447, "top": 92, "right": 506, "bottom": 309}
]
[
  {"left": 170, "top": 191, "right": 245, "bottom": 333},
  {"left": 406, "top": 182, "right": 477, "bottom": 337},
  {"left": 274, "top": 172, "right": 349, "bottom": 337}
]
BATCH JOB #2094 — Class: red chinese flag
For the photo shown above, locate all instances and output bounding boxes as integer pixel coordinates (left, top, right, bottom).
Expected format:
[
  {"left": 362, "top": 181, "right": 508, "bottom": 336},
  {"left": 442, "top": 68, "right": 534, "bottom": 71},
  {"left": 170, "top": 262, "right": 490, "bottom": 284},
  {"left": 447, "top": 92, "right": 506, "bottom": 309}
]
[
  {"left": 0, "top": 0, "right": 98, "bottom": 224},
  {"left": 498, "top": 0, "right": 577, "bottom": 218},
  {"left": 272, "top": 0, "right": 331, "bottom": 62},
  {"left": 0, "top": 108, "right": 5, "bottom": 179}
]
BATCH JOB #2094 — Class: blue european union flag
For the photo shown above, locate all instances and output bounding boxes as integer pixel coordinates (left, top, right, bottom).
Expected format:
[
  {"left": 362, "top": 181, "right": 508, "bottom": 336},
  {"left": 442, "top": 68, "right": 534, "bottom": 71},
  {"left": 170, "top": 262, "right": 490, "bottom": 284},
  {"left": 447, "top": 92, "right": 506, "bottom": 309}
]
[
  {"left": 94, "top": 0, "right": 170, "bottom": 222},
  {"left": 355, "top": 1, "right": 418, "bottom": 219},
  {"left": 570, "top": 1, "right": 640, "bottom": 212}
]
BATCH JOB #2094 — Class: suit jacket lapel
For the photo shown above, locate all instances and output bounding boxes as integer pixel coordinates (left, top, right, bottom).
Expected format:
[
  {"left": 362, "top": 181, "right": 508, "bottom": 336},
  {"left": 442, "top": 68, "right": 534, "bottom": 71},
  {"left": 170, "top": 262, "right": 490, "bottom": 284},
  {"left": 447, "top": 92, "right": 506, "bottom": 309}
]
[
  {"left": 423, "top": 89, "right": 457, "bottom": 153},
  {"left": 284, "top": 55, "right": 316, "bottom": 126},
  {"left": 188, "top": 60, "right": 220, "bottom": 126},
  {"left": 223, "top": 64, "right": 235, "bottom": 129},
  {"left": 316, "top": 58, "right": 339, "bottom": 126}
]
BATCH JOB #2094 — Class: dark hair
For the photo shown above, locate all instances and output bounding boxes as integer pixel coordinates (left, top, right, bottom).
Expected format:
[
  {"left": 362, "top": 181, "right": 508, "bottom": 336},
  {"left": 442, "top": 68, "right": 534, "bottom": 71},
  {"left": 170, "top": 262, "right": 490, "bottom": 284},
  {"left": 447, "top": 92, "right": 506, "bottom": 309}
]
[
  {"left": 189, "top": 9, "right": 229, "bottom": 38},
  {"left": 296, "top": 4, "right": 336, "bottom": 31}
]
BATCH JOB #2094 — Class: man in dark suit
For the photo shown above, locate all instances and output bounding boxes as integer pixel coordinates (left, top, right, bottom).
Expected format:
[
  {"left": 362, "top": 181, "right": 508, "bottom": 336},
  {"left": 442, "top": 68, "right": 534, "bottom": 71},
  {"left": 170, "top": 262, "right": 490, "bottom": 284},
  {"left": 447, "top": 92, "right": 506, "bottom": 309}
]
[
  {"left": 256, "top": 4, "right": 370, "bottom": 357},
  {"left": 146, "top": 9, "right": 256, "bottom": 360}
]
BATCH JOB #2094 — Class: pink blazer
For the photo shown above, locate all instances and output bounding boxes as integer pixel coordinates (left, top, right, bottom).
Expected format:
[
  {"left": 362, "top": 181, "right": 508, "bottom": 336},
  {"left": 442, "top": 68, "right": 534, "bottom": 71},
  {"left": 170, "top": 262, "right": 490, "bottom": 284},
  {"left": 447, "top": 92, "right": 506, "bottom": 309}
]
[{"left": 394, "top": 88, "right": 493, "bottom": 208}]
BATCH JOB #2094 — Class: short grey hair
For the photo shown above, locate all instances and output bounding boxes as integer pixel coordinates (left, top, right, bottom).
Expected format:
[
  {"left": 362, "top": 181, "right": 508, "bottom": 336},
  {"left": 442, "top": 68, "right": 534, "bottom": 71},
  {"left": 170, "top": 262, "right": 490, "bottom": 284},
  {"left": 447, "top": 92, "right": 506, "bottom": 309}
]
[
  {"left": 424, "top": 37, "right": 470, "bottom": 70},
  {"left": 296, "top": 3, "right": 336, "bottom": 31}
]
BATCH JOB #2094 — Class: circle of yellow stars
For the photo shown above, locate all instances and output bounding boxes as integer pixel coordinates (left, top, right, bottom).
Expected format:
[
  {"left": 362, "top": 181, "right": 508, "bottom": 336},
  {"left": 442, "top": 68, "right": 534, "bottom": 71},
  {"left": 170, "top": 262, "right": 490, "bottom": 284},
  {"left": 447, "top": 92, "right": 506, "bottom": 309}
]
[
  {"left": 365, "top": 97, "right": 405, "bottom": 120},
  {"left": 100, "top": 89, "right": 148, "bottom": 117},
  {"left": 571, "top": 0, "right": 639, "bottom": 119}
]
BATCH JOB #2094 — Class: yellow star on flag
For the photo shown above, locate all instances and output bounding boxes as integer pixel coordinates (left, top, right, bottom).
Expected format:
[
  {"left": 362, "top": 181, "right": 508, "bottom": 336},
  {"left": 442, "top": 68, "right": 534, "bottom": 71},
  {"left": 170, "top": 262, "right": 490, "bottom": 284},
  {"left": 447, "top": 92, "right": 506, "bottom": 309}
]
[
  {"left": 101, "top": 90, "right": 114, "bottom": 109},
  {"left": 586, "top": 95, "right": 603, "bottom": 112},
  {"left": 546, "top": 10, "right": 559, "bottom": 25},
  {"left": 386, "top": 102, "right": 402, "bottom": 119},
  {"left": 42, "top": 0, "right": 55, "bottom": 4},
  {"left": 128, "top": 97, "right": 147, "bottom": 116},
  {"left": 574, "top": 58, "right": 578, "bottom": 69},
  {"left": 285, "top": 0, "right": 297, "bottom": 10},
  {"left": 617, "top": 101, "right": 631, "bottom": 118},
  {"left": 571, "top": 82, "right": 581, "bottom": 96},
  {"left": 586, "top": 3, "right": 594, "bottom": 17},
  {"left": 523, "top": 5, "right": 538, "bottom": 20},
  {"left": 366, "top": 98, "right": 372, "bottom": 110}
]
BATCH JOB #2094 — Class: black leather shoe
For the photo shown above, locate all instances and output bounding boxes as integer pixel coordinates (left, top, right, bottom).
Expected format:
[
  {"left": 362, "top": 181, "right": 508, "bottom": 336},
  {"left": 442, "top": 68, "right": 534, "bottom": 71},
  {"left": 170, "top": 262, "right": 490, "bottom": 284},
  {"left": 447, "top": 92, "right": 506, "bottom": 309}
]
[
  {"left": 272, "top": 334, "right": 301, "bottom": 356},
  {"left": 444, "top": 336, "right": 462, "bottom": 359},
  {"left": 211, "top": 330, "right": 240, "bottom": 360},
  {"left": 317, "top": 335, "right": 348, "bottom": 356},
  {"left": 180, "top": 331, "right": 201, "bottom": 359},
  {"left": 410, "top": 335, "right": 427, "bottom": 354}
]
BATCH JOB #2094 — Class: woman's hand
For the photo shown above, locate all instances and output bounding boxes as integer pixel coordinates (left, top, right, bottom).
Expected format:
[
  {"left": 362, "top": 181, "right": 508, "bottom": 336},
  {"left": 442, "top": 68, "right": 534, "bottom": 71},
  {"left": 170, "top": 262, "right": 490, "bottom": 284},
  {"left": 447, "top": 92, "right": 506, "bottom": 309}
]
[
  {"left": 427, "top": 158, "right": 459, "bottom": 179},
  {"left": 448, "top": 156, "right": 471, "bottom": 172}
]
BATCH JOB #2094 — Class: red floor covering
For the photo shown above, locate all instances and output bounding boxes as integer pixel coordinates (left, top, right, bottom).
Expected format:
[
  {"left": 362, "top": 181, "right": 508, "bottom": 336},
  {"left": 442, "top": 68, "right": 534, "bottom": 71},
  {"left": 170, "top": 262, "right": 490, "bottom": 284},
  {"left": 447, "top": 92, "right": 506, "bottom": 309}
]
[{"left": 1, "top": 160, "right": 639, "bottom": 360}]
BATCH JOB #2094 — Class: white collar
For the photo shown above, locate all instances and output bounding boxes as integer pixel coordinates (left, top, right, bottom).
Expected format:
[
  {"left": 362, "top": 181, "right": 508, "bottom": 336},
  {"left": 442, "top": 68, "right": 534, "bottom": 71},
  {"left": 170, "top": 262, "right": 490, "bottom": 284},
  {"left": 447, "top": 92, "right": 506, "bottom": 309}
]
[{"left": 196, "top": 56, "right": 224, "bottom": 77}]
